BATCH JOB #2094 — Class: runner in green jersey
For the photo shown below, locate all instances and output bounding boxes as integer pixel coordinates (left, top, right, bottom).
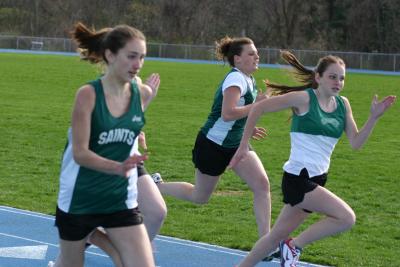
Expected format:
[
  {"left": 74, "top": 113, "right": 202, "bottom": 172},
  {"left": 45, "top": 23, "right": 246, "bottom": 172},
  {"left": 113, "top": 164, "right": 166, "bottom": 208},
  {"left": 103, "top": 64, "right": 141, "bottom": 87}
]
[
  {"left": 51, "top": 22, "right": 160, "bottom": 267},
  {"left": 230, "top": 51, "right": 396, "bottom": 267},
  {"left": 156, "top": 36, "right": 273, "bottom": 245}
]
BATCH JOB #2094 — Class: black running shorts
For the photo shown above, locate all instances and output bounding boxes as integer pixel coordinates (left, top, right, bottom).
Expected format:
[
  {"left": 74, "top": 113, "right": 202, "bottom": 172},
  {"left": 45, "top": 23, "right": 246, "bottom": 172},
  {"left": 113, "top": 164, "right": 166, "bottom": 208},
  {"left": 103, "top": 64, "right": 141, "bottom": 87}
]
[
  {"left": 192, "top": 131, "right": 238, "bottom": 176},
  {"left": 282, "top": 168, "right": 327, "bottom": 213},
  {"left": 137, "top": 162, "right": 149, "bottom": 177},
  {"left": 55, "top": 207, "right": 143, "bottom": 241}
]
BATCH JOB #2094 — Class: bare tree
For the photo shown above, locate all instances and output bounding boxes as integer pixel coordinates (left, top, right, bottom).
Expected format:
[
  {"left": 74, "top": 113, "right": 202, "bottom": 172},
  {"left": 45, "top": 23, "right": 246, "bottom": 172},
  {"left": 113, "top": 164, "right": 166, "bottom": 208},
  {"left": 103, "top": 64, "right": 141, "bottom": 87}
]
[
  {"left": 343, "top": 0, "right": 400, "bottom": 52},
  {"left": 262, "top": 0, "right": 307, "bottom": 48},
  {"left": 1, "top": 0, "right": 400, "bottom": 53}
]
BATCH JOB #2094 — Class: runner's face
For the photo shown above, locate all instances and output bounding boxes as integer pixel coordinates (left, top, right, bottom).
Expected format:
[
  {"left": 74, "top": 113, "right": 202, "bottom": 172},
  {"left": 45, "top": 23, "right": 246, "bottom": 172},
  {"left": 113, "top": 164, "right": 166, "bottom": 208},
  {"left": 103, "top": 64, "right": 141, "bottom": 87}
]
[
  {"left": 235, "top": 43, "right": 259, "bottom": 75},
  {"left": 316, "top": 63, "right": 345, "bottom": 96},
  {"left": 109, "top": 38, "right": 147, "bottom": 82}
]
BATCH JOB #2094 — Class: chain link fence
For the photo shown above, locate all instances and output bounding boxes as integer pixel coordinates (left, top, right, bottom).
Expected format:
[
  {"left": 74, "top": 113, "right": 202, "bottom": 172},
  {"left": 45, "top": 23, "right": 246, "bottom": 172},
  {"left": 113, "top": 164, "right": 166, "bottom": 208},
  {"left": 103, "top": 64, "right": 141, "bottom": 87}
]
[{"left": 1, "top": 35, "right": 399, "bottom": 72}]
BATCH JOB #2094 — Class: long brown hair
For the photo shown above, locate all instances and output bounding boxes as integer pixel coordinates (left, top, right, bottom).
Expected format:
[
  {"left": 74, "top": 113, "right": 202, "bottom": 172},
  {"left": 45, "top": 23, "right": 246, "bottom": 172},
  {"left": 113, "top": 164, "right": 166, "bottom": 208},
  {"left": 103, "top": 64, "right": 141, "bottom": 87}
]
[
  {"left": 71, "top": 22, "right": 146, "bottom": 64},
  {"left": 267, "top": 51, "right": 345, "bottom": 95}
]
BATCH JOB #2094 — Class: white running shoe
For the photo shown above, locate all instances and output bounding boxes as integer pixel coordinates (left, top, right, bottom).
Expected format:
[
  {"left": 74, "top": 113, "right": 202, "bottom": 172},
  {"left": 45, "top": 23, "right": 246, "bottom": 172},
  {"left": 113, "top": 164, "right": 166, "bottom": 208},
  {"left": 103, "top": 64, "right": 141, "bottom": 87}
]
[
  {"left": 279, "top": 238, "right": 301, "bottom": 267},
  {"left": 151, "top": 173, "right": 163, "bottom": 184}
]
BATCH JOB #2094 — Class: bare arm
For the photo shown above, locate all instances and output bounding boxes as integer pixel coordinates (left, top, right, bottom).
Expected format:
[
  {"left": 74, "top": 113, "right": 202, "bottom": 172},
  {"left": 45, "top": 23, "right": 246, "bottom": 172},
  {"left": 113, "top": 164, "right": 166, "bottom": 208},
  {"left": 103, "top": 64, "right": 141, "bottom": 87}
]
[
  {"left": 229, "top": 91, "right": 309, "bottom": 167},
  {"left": 344, "top": 95, "right": 396, "bottom": 149},
  {"left": 221, "top": 86, "right": 252, "bottom": 121},
  {"left": 136, "top": 73, "right": 160, "bottom": 111},
  {"left": 221, "top": 85, "right": 270, "bottom": 121},
  {"left": 138, "top": 131, "right": 147, "bottom": 151},
  {"left": 71, "top": 85, "right": 147, "bottom": 177}
]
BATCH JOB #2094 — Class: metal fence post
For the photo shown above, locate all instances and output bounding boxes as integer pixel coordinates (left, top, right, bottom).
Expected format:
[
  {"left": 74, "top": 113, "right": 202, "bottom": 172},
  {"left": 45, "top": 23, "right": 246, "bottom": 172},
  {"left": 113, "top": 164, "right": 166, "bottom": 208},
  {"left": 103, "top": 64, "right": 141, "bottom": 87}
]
[
  {"left": 394, "top": 55, "right": 396, "bottom": 72},
  {"left": 184, "top": 45, "right": 188, "bottom": 59}
]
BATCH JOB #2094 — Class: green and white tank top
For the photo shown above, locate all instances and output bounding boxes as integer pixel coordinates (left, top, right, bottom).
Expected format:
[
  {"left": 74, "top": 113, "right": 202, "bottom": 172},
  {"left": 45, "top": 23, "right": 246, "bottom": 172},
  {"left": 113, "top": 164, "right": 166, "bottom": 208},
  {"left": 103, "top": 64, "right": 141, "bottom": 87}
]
[
  {"left": 283, "top": 88, "right": 346, "bottom": 177},
  {"left": 58, "top": 78, "right": 145, "bottom": 214},
  {"left": 201, "top": 68, "right": 257, "bottom": 148}
]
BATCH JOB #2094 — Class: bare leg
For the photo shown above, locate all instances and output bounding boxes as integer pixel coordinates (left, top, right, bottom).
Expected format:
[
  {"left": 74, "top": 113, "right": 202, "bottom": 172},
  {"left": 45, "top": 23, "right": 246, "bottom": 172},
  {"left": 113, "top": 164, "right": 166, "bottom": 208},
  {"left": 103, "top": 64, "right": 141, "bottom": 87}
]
[
  {"left": 233, "top": 151, "right": 271, "bottom": 237},
  {"left": 106, "top": 225, "right": 155, "bottom": 267},
  {"left": 138, "top": 174, "right": 167, "bottom": 240},
  {"left": 87, "top": 229, "right": 123, "bottom": 267},
  {"left": 158, "top": 169, "right": 220, "bottom": 204},
  {"left": 238, "top": 185, "right": 356, "bottom": 267},
  {"left": 238, "top": 205, "right": 308, "bottom": 267},
  {"left": 293, "top": 186, "right": 356, "bottom": 248},
  {"left": 87, "top": 174, "right": 167, "bottom": 265},
  {"left": 53, "top": 238, "right": 87, "bottom": 267}
]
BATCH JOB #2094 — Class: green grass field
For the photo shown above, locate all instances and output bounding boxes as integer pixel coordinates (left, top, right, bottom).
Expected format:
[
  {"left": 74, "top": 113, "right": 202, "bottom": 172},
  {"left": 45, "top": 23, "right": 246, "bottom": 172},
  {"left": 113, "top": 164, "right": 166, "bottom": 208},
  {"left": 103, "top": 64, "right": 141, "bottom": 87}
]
[{"left": 0, "top": 53, "right": 399, "bottom": 266}]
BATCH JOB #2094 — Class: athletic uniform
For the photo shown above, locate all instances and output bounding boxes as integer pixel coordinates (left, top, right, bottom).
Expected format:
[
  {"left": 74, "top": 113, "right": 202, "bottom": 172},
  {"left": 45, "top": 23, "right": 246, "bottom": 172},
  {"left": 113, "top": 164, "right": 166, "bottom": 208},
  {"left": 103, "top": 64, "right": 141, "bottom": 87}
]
[
  {"left": 282, "top": 88, "right": 346, "bottom": 209},
  {"left": 192, "top": 68, "right": 257, "bottom": 176},
  {"left": 55, "top": 78, "right": 145, "bottom": 240}
]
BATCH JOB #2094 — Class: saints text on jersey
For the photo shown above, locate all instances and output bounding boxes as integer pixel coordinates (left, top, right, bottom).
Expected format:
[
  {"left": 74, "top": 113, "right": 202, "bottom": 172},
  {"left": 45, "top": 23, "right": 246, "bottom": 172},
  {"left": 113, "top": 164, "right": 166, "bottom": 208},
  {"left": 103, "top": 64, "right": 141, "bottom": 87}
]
[{"left": 98, "top": 128, "right": 136, "bottom": 145}]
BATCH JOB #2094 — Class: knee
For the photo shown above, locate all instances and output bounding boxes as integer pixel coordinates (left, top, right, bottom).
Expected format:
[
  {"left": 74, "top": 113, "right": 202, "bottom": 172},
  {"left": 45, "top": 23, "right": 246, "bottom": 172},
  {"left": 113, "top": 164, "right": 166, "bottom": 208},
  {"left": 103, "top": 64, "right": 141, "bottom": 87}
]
[
  {"left": 340, "top": 208, "right": 356, "bottom": 230},
  {"left": 152, "top": 202, "right": 168, "bottom": 223},
  {"left": 191, "top": 189, "right": 212, "bottom": 204},
  {"left": 160, "top": 205, "right": 168, "bottom": 221},
  {"left": 251, "top": 175, "right": 270, "bottom": 195},
  {"left": 143, "top": 201, "right": 167, "bottom": 224}
]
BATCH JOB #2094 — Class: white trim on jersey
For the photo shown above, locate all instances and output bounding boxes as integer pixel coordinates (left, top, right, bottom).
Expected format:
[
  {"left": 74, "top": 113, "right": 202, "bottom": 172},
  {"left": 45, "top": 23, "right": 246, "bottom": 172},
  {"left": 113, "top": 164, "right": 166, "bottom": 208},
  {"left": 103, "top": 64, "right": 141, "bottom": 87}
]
[
  {"left": 57, "top": 128, "right": 80, "bottom": 212},
  {"left": 206, "top": 117, "right": 235, "bottom": 145},
  {"left": 126, "top": 137, "right": 140, "bottom": 209},
  {"left": 206, "top": 97, "right": 246, "bottom": 145},
  {"left": 58, "top": 130, "right": 140, "bottom": 212},
  {"left": 283, "top": 132, "right": 339, "bottom": 177},
  {"left": 222, "top": 69, "right": 252, "bottom": 96},
  {"left": 207, "top": 70, "right": 251, "bottom": 145}
]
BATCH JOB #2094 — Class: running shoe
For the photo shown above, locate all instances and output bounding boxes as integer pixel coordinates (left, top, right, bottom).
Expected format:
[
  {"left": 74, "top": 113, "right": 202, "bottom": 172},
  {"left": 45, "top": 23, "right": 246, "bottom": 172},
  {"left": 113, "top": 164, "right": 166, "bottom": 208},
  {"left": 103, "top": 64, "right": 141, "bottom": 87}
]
[
  {"left": 279, "top": 238, "right": 301, "bottom": 267},
  {"left": 151, "top": 173, "right": 163, "bottom": 184}
]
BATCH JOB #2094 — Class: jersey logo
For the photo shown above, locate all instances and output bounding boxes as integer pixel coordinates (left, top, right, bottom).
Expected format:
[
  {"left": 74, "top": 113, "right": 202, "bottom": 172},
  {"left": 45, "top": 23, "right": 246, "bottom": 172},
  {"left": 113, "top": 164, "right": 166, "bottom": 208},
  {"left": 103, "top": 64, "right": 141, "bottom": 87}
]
[
  {"left": 132, "top": 115, "right": 142, "bottom": 122},
  {"left": 321, "top": 117, "right": 340, "bottom": 128}
]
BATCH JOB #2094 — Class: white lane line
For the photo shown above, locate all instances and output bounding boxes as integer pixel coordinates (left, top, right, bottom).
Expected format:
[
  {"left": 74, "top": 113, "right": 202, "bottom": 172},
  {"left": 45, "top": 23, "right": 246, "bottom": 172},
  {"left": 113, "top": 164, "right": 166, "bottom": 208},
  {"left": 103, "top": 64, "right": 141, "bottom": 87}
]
[
  {"left": 0, "top": 206, "right": 329, "bottom": 266},
  {"left": 0, "top": 232, "right": 107, "bottom": 258},
  {"left": 0, "top": 207, "right": 54, "bottom": 220},
  {"left": 0, "top": 245, "right": 48, "bottom": 260}
]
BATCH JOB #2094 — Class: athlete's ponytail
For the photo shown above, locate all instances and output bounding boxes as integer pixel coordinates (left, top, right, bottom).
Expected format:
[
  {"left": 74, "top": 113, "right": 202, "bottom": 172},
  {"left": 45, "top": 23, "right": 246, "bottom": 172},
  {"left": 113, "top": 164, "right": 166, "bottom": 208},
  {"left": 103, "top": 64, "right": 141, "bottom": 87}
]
[
  {"left": 71, "top": 22, "right": 145, "bottom": 64},
  {"left": 267, "top": 51, "right": 345, "bottom": 95}
]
